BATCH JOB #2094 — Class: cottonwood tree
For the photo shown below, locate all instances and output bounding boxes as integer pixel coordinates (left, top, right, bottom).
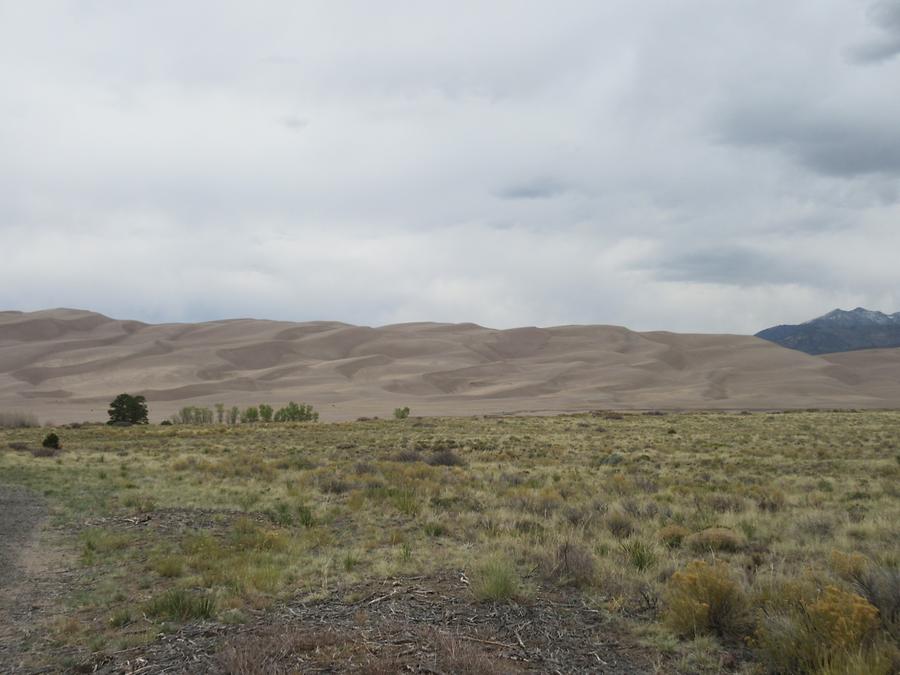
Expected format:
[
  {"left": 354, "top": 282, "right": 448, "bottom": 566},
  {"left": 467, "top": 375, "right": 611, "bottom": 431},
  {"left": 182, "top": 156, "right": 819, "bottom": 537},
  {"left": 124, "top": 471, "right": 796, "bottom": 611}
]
[
  {"left": 258, "top": 403, "right": 273, "bottom": 423},
  {"left": 273, "top": 401, "right": 318, "bottom": 422},
  {"left": 228, "top": 406, "right": 240, "bottom": 425}
]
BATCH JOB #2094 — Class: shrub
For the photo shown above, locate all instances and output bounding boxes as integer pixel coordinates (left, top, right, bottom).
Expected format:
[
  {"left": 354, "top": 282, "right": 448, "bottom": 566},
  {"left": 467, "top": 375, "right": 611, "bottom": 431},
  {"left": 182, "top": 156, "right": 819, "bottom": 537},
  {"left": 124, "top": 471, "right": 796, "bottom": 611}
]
[
  {"left": 41, "top": 432, "right": 60, "bottom": 449},
  {"left": 807, "top": 586, "right": 879, "bottom": 652},
  {"left": 471, "top": 557, "right": 521, "bottom": 602},
  {"left": 427, "top": 450, "right": 465, "bottom": 467},
  {"left": 754, "top": 487, "right": 786, "bottom": 512},
  {"left": 665, "top": 560, "right": 750, "bottom": 640},
  {"left": 686, "top": 527, "right": 745, "bottom": 553},
  {"left": 541, "top": 540, "right": 596, "bottom": 588},
  {"left": 851, "top": 564, "right": 900, "bottom": 638},
  {"left": 393, "top": 406, "right": 410, "bottom": 419},
  {"left": 393, "top": 449, "right": 422, "bottom": 462},
  {"left": 756, "top": 586, "right": 882, "bottom": 673},
  {"left": 830, "top": 549, "right": 871, "bottom": 581},
  {"left": 658, "top": 524, "right": 690, "bottom": 549},
  {"left": 606, "top": 512, "right": 635, "bottom": 539},
  {"left": 145, "top": 589, "right": 216, "bottom": 622}
]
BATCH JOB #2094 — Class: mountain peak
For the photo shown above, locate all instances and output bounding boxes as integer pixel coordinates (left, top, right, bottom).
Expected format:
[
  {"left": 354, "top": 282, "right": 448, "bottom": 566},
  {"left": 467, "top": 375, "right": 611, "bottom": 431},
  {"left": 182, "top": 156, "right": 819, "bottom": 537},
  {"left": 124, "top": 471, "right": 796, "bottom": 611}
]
[
  {"left": 757, "top": 307, "right": 900, "bottom": 354},
  {"left": 809, "top": 307, "right": 899, "bottom": 327}
]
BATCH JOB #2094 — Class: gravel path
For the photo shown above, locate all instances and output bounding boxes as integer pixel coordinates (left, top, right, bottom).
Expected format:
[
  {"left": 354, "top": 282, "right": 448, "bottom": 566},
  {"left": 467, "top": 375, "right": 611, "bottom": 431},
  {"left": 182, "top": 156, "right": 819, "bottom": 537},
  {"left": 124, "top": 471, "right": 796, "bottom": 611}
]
[{"left": 0, "top": 484, "right": 46, "bottom": 588}]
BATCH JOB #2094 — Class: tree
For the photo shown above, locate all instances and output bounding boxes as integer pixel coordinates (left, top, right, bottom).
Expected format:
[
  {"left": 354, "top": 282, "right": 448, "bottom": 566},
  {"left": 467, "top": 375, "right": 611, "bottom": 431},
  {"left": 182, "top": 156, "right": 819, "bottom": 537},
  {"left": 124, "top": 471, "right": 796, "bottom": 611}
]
[
  {"left": 273, "top": 401, "right": 318, "bottom": 422},
  {"left": 241, "top": 406, "right": 260, "bottom": 424},
  {"left": 107, "top": 393, "right": 149, "bottom": 425},
  {"left": 394, "top": 406, "right": 411, "bottom": 419},
  {"left": 228, "top": 406, "right": 240, "bottom": 425},
  {"left": 42, "top": 432, "right": 60, "bottom": 449},
  {"left": 171, "top": 406, "right": 213, "bottom": 425},
  {"left": 258, "top": 403, "right": 273, "bottom": 423},
  {"left": 215, "top": 403, "right": 225, "bottom": 424}
]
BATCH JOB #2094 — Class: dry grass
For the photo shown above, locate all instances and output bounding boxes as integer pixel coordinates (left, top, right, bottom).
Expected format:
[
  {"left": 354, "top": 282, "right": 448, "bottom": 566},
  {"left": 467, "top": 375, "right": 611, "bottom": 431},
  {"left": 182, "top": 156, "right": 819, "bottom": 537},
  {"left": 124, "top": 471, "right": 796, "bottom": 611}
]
[{"left": 1, "top": 410, "right": 899, "bottom": 672}]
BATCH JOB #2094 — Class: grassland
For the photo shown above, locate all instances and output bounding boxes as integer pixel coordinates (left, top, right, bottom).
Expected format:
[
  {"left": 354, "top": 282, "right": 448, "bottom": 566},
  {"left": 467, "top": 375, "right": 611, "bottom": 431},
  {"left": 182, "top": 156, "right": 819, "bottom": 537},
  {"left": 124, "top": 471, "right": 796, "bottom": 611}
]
[{"left": 1, "top": 410, "right": 899, "bottom": 673}]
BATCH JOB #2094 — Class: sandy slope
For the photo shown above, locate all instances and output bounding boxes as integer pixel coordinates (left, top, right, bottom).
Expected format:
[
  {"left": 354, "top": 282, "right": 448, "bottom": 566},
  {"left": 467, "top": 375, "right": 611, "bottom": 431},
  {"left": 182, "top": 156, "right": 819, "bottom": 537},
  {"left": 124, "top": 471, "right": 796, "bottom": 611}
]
[{"left": 1, "top": 309, "right": 898, "bottom": 423}]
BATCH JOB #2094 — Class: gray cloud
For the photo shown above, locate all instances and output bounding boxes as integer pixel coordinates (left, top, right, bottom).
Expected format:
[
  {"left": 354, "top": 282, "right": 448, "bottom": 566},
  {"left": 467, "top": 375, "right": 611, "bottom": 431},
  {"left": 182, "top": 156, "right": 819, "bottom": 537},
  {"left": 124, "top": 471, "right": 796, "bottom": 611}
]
[
  {"left": 851, "top": 1, "right": 900, "bottom": 63},
  {"left": 0, "top": 1, "right": 898, "bottom": 334},
  {"left": 649, "top": 246, "right": 824, "bottom": 287},
  {"left": 719, "top": 106, "right": 900, "bottom": 177},
  {"left": 496, "top": 177, "right": 568, "bottom": 200}
]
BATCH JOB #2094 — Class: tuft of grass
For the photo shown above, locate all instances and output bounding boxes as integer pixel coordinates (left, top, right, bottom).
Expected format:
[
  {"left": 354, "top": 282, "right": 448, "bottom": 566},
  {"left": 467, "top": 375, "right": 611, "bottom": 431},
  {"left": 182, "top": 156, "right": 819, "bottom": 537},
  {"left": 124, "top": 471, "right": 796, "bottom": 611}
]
[
  {"left": 296, "top": 504, "right": 315, "bottom": 528},
  {"left": 151, "top": 555, "right": 185, "bottom": 578},
  {"left": 470, "top": 556, "right": 522, "bottom": 602},
  {"left": 423, "top": 521, "right": 447, "bottom": 537},
  {"left": 108, "top": 608, "right": 133, "bottom": 628},
  {"left": 621, "top": 540, "right": 658, "bottom": 572},
  {"left": 145, "top": 589, "right": 216, "bottom": 622}
]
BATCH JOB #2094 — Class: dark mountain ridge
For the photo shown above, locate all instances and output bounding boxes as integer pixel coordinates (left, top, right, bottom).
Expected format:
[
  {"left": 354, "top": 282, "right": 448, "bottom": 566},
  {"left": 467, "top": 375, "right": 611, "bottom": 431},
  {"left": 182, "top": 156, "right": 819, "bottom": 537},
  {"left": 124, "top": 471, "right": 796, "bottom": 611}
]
[{"left": 756, "top": 307, "right": 900, "bottom": 354}]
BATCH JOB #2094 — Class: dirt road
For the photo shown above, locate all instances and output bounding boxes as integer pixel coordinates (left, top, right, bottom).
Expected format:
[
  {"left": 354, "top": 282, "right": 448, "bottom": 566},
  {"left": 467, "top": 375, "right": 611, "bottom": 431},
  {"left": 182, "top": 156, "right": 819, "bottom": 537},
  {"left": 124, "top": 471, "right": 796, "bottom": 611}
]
[
  {"left": 0, "top": 484, "right": 48, "bottom": 673},
  {"left": 0, "top": 484, "right": 45, "bottom": 588}
]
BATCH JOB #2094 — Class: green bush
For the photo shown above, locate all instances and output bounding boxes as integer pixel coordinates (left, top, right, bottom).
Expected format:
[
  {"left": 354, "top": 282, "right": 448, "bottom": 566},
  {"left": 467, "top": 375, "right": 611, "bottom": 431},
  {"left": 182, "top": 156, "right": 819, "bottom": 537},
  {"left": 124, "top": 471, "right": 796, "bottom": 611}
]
[
  {"left": 42, "top": 432, "right": 60, "bottom": 449},
  {"left": 394, "top": 406, "right": 411, "bottom": 419}
]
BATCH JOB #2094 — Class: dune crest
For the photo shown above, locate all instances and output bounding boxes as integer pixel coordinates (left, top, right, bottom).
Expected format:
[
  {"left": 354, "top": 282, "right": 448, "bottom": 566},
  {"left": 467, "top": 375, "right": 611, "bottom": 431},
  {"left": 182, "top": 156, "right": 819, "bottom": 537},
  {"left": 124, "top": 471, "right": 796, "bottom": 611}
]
[{"left": 1, "top": 309, "right": 898, "bottom": 422}]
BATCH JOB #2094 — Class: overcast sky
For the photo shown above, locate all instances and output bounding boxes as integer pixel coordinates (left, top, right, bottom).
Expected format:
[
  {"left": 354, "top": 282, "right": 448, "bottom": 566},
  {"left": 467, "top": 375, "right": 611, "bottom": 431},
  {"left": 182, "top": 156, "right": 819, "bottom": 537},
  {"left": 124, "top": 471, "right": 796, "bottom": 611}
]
[{"left": 2, "top": 1, "right": 899, "bottom": 333}]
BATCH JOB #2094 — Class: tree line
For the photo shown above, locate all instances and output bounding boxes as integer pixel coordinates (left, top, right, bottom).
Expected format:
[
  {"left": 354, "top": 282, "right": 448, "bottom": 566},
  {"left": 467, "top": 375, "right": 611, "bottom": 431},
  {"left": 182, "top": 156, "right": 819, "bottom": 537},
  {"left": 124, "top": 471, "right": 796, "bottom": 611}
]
[
  {"left": 169, "top": 401, "right": 318, "bottom": 425},
  {"left": 106, "top": 393, "right": 318, "bottom": 426}
]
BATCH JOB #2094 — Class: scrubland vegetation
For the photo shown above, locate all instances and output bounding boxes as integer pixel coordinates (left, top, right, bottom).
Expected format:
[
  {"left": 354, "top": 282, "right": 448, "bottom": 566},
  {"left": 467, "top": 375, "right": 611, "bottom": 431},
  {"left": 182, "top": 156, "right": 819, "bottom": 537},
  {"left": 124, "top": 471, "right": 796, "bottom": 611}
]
[{"left": 1, "top": 410, "right": 898, "bottom": 672}]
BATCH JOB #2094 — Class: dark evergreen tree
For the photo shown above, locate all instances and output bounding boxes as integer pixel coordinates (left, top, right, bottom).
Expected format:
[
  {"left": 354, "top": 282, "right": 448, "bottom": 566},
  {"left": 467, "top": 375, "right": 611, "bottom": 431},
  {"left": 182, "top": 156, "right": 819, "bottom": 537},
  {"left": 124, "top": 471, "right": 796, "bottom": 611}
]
[{"left": 107, "top": 393, "right": 149, "bottom": 425}]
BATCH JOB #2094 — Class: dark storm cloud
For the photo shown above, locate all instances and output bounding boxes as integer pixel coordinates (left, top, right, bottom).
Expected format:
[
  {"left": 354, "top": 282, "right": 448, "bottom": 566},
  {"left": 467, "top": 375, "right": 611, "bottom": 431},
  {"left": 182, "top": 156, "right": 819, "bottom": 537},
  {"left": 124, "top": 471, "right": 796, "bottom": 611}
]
[
  {"left": 719, "top": 105, "right": 900, "bottom": 177},
  {"left": 650, "top": 247, "right": 824, "bottom": 287},
  {"left": 851, "top": 0, "right": 900, "bottom": 63}
]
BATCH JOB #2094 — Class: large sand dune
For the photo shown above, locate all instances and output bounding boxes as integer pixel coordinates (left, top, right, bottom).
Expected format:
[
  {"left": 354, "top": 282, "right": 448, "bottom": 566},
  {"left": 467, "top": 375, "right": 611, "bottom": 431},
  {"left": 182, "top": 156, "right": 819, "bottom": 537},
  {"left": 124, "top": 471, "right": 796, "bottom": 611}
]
[{"left": 1, "top": 309, "right": 898, "bottom": 422}]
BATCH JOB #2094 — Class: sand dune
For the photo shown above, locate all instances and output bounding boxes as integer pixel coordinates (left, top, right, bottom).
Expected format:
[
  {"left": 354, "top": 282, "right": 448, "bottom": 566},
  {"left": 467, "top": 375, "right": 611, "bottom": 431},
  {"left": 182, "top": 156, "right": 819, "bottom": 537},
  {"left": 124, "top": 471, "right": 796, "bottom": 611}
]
[{"left": 1, "top": 308, "right": 899, "bottom": 423}]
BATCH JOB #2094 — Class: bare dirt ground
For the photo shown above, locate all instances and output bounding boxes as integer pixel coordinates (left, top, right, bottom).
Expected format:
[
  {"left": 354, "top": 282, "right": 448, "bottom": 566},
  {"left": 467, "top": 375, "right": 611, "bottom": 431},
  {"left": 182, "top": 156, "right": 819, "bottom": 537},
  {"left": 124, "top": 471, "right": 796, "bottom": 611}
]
[
  {"left": 0, "top": 484, "right": 50, "bottom": 672},
  {"left": 0, "top": 502, "right": 658, "bottom": 674},
  {"left": 99, "top": 572, "right": 655, "bottom": 674}
]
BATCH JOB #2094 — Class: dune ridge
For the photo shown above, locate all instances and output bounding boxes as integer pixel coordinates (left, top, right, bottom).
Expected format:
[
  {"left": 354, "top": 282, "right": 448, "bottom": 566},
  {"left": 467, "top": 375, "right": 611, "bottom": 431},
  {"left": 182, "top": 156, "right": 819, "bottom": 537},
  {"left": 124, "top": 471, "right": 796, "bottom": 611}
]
[{"left": 2, "top": 308, "right": 899, "bottom": 422}]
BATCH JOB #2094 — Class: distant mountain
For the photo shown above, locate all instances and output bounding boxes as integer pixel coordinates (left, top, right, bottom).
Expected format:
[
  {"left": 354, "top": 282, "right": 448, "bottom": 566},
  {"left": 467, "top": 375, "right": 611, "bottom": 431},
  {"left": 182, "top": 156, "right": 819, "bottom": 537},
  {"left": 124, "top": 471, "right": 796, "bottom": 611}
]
[{"left": 756, "top": 307, "right": 900, "bottom": 354}]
